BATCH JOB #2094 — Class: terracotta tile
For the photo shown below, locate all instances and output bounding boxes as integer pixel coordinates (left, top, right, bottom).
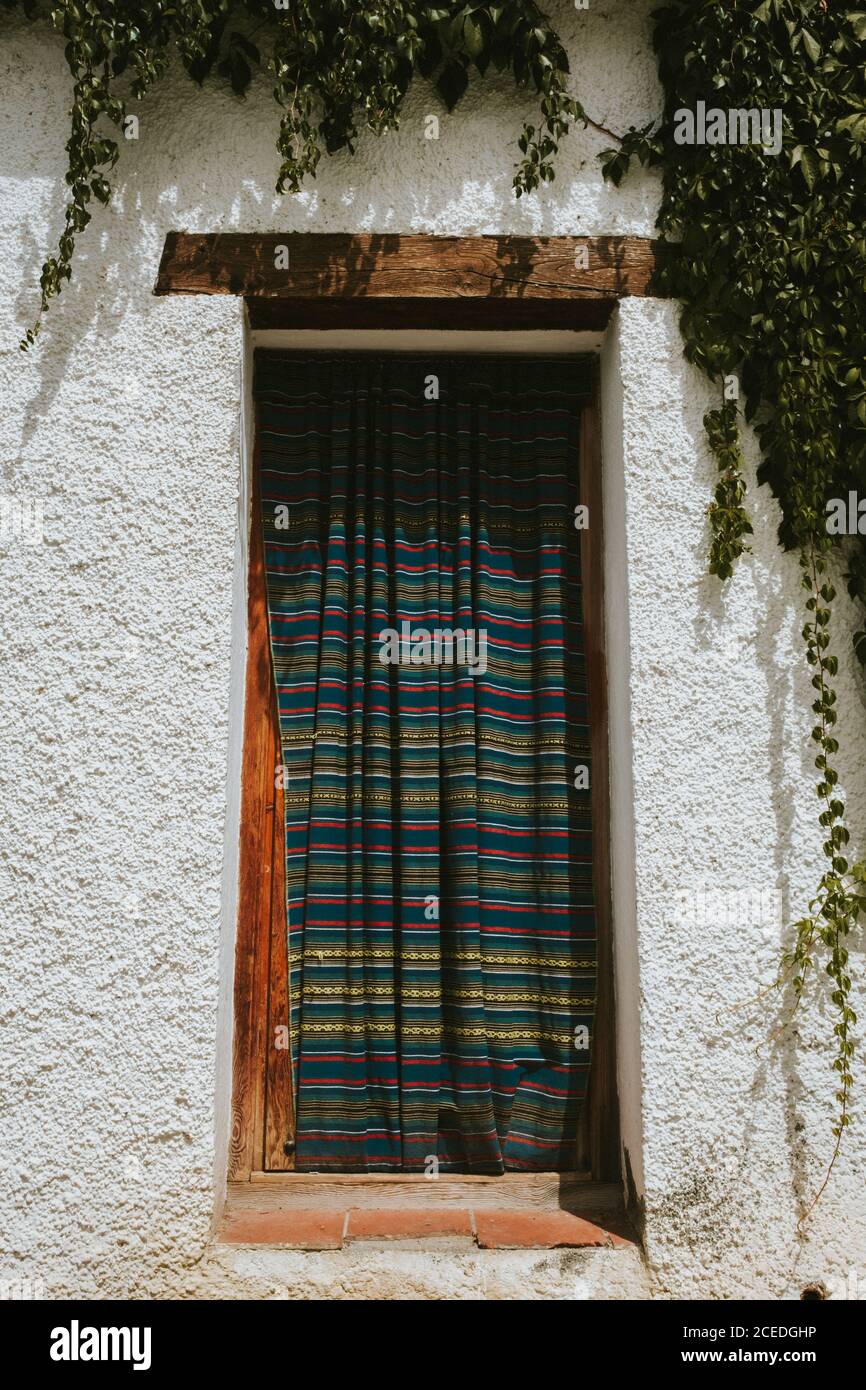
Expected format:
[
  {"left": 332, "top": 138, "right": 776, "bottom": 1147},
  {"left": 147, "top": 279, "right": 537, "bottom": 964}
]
[
  {"left": 346, "top": 1208, "right": 474, "bottom": 1240},
  {"left": 474, "top": 1210, "right": 629, "bottom": 1250},
  {"left": 220, "top": 1209, "right": 345, "bottom": 1249}
]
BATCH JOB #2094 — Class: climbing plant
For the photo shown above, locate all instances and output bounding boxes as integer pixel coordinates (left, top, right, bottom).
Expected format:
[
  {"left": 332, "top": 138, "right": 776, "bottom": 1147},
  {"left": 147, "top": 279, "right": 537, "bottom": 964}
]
[
  {"left": 4, "top": 0, "right": 866, "bottom": 1203},
  {"left": 4, "top": 0, "right": 584, "bottom": 347},
  {"left": 600, "top": 0, "right": 866, "bottom": 1208}
]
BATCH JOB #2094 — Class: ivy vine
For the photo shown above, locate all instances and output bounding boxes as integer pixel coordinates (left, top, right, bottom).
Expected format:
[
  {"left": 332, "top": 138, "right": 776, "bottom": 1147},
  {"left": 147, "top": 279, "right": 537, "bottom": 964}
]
[
  {"left": 5, "top": 0, "right": 585, "bottom": 347},
  {"left": 5, "top": 0, "right": 866, "bottom": 1206},
  {"left": 601, "top": 0, "right": 866, "bottom": 1209}
]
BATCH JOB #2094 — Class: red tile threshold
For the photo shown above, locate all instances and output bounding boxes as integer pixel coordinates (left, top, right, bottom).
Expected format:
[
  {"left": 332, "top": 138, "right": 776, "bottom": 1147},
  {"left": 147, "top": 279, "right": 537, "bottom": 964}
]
[
  {"left": 220, "top": 1206, "right": 634, "bottom": 1251},
  {"left": 474, "top": 1210, "right": 630, "bottom": 1250},
  {"left": 347, "top": 1208, "right": 474, "bottom": 1240},
  {"left": 221, "top": 1209, "right": 345, "bottom": 1249}
]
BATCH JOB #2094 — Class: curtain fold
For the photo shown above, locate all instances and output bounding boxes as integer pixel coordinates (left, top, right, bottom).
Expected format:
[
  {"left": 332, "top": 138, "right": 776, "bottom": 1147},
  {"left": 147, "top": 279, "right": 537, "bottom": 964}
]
[{"left": 256, "top": 351, "right": 596, "bottom": 1173}]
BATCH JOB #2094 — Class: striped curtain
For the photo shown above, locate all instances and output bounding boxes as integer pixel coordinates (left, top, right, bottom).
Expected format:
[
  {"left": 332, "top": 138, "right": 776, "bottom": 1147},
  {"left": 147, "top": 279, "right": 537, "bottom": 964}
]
[{"left": 256, "top": 351, "right": 596, "bottom": 1173}]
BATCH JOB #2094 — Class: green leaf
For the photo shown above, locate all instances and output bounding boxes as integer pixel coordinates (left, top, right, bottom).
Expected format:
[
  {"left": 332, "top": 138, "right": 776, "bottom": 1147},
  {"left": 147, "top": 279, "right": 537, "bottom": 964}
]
[
  {"left": 462, "top": 15, "right": 486, "bottom": 59},
  {"left": 799, "top": 146, "right": 819, "bottom": 188},
  {"left": 231, "top": 33, "right": 260, "bottom": 65},
  {"left": 436, "top": 61, "right": 469, "bottom": 110},
  {"left": 837, "top": 112, "right": 866, "bottom": 141}
]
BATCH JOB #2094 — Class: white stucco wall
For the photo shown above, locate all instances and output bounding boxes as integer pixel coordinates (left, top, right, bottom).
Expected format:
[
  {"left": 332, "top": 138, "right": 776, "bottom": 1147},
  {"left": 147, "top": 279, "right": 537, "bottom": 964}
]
[{"left": 1, "top": 0, "right": 864, "bottom": 1300}]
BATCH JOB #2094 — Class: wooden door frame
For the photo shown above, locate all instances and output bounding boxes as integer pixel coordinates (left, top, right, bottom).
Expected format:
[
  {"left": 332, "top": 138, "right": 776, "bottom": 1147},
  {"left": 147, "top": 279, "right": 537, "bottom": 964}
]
[
  {"left": 229, "top": 436, "right": 295, "bottom": 1180},
  {"left": 155, "top": 231, "right": 664, "bottom": 1184}
]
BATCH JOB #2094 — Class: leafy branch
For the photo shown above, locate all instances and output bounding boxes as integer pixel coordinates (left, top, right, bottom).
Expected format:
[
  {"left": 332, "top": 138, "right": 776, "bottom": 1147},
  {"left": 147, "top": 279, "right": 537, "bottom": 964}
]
[
  {"left": 785, "top": 534, "right": 862, "bottom": 1214},
  {"left": 600, "top": 0, "right": 866, "bottom": 1203},
  {"left": 6, "top": 0, "right": 589, "bottom": 340},
  {"left": 705, "top": 400, "right": 753, "bottom": 581}
]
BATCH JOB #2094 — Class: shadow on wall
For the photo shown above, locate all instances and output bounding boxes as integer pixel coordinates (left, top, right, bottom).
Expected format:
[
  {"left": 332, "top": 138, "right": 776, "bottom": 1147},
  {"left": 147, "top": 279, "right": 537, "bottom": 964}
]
[{"left": 678, "top": 367, "right": 866, "bottom": 1247}]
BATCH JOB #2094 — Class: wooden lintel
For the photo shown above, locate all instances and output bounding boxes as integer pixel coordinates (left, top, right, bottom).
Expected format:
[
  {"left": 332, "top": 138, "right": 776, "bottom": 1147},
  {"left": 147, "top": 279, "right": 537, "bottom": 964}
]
[{"left": 155, "top": 232, "right": 664, "bottom": 303}]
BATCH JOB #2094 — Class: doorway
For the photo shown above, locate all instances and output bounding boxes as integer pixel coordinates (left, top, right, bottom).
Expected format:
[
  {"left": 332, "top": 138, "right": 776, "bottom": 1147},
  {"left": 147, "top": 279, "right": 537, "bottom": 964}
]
[{"left": 231, "top": 342, "right": 615, "bottom": 1177}]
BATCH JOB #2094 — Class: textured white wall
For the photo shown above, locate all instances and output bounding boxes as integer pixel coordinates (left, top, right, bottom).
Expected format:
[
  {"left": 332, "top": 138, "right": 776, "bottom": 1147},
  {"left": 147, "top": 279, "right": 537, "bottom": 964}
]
[
  {"left": 605, "top": 299, "right": 866, "bottom": 1299},
  {"left": 1, "top": 0, "right": 864, "bottom": 1300}
]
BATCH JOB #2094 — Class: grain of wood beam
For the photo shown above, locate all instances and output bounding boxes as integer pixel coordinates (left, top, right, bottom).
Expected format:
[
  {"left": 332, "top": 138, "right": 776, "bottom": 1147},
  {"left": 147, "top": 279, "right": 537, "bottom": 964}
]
[{"left": 155, "top": 232, "right": 664, "bottom": 302}]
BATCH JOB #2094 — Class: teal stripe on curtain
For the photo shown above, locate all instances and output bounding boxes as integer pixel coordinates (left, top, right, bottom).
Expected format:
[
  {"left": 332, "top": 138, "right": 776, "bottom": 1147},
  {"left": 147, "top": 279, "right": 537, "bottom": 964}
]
[{"left": 255, "top": 351, "right": 596, "bottom": 1173}]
